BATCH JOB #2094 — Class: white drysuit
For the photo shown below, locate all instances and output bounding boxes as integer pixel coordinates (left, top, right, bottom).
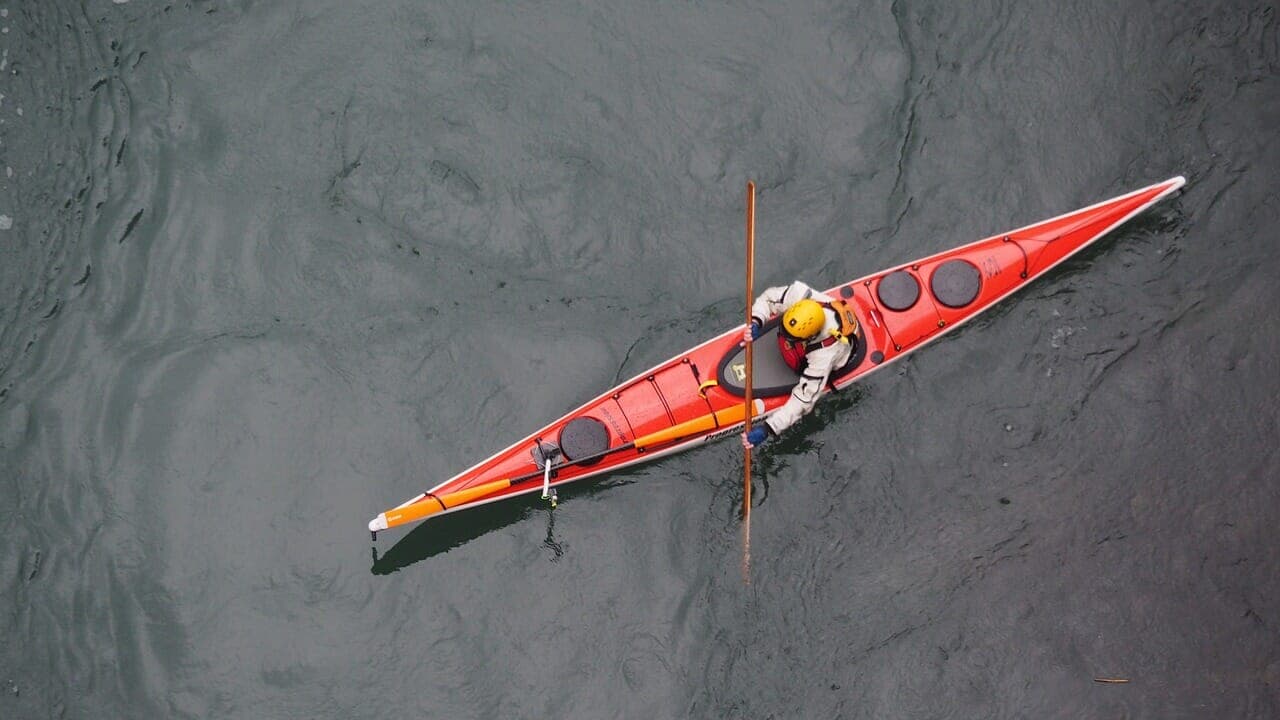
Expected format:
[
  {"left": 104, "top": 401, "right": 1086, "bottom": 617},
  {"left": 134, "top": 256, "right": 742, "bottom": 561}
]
[{"left": 750, "top": 280, "right": 853, "bottom": 436}]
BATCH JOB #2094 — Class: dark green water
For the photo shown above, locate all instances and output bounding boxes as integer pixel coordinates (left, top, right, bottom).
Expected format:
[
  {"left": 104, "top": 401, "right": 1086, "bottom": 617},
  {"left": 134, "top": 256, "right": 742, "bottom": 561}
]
[{"left": 2, "top": 1, "right": 1277, "bottom": 718}]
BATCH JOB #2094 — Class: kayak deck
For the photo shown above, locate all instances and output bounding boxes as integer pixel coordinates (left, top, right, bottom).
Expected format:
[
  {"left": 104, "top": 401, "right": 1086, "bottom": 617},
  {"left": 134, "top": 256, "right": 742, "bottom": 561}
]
[{"left": 369, "top": 176, "right": 1185, "bottom": 533}]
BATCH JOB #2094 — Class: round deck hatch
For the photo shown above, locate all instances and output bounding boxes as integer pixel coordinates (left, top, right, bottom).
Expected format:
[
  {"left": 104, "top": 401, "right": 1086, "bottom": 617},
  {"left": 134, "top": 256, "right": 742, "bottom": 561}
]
[
  {"left": 877, "top": 271, "right": 920, "bottom": 311},
  {"left": 931, "top": 260, "right": 981, "bottom": 308},
  {"left": 559, "top": 417, "right": 609, "bottom": 464}
]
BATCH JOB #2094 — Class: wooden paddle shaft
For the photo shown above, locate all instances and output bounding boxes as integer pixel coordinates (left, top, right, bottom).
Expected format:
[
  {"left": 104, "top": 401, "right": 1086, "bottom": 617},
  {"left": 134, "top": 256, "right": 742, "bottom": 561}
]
[{"left": 743, "top": 181, "right": 755, "bottom": 519}]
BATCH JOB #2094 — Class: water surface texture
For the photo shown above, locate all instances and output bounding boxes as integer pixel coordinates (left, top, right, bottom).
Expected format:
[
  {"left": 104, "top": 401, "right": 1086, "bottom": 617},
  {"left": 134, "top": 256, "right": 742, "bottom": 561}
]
[{"left": 3, "top": 1, "right": 1278, "bottom": 718}]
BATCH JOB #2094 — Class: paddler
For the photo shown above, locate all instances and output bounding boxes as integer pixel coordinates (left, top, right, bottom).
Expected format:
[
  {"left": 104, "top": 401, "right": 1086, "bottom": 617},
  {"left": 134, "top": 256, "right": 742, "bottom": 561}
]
[{"left": 741, "top": 280, "right": 861, "bottom": 447}]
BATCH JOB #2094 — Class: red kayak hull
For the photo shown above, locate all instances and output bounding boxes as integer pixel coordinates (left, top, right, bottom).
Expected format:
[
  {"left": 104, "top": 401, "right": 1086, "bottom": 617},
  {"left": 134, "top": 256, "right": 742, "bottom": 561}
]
[{"left": 369, "top": 176, "right": 1185, "bottom": 532}]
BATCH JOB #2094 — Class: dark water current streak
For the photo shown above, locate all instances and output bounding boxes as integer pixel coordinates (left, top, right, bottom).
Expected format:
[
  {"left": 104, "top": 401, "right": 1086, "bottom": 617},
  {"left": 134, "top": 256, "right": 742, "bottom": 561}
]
[{"left": 2, "top": 1, "right": 1278, "bottom": 718}]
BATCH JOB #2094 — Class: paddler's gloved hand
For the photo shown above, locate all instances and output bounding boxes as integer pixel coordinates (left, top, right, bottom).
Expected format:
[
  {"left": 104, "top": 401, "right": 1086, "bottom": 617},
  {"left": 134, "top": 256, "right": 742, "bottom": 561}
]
[
  {"left": 743, "top": 319, "right": 762, "bottom": 344},
  {"left": 742, "top": 425, "right": 771, "bottom": 448}
]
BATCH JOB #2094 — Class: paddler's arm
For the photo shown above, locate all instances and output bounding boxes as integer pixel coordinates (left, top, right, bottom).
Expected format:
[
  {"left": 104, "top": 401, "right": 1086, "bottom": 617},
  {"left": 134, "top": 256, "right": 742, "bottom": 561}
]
[
  {"left": 764, "top": 343, "right": 842, "bottom": 436},
  {"left": 750, "top": 280, "right": 820, "bottom": 325}
]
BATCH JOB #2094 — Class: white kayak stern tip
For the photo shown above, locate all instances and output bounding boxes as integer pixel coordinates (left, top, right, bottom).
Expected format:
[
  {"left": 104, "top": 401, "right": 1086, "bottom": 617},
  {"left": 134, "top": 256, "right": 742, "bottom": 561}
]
[{"left": 368, "top": 514, "right": 388, "bottom": 533}]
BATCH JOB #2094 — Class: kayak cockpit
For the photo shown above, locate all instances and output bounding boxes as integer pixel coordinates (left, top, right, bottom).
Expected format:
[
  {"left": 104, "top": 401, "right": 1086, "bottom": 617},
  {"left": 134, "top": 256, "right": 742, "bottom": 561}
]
[{"left": 715, "top": 315, "right": 868, "bottom": 397}]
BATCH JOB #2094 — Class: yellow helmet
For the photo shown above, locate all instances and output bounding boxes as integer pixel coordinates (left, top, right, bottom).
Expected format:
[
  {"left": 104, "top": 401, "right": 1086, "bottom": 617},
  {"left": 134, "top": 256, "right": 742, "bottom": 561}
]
[{"left": 781, "top": 299, "right": 826, "bottom": 340}]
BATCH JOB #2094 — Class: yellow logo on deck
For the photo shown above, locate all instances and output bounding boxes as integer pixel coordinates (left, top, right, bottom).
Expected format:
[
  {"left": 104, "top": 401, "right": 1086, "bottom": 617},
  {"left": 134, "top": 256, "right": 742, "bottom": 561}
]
[{"left": 731, "top": 363, "right": 746, "bottom": 382}]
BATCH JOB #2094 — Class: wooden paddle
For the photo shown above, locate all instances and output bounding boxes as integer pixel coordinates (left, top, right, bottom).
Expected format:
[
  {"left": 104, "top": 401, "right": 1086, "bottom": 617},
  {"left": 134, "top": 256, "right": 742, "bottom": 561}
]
[
  {"left": 743, "top": 181, "right": 756, "bottom": 521},
  {"left": 742, "top": 181, "right": 747, "bottom": 579}
]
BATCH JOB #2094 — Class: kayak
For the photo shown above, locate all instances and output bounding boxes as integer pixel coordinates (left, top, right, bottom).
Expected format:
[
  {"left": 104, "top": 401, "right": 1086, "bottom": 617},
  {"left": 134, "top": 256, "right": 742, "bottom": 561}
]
[{"left": 368, "top": 176, "right": 1185, "bottom": 534}]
